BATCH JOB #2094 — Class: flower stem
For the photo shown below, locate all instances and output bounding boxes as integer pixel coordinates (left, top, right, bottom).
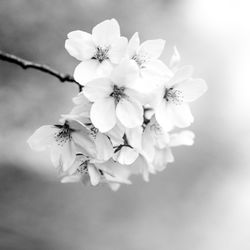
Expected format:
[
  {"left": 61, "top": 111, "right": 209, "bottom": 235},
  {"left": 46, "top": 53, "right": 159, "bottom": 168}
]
[{"left": 0, "top": 50, "right": 82, "bottom": 91}]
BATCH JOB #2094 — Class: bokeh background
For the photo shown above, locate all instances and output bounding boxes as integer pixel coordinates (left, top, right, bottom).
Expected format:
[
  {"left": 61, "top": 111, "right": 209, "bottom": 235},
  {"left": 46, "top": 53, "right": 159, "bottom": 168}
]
[{"left": 0, "top": 0, "right": 250, "bottom": 249}]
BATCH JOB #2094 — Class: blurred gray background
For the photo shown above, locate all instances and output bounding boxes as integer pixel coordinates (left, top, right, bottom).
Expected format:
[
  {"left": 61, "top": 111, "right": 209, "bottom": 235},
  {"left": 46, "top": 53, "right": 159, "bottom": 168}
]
[{"left": 0, "top": 0, "right": 250, "bottom": 249}]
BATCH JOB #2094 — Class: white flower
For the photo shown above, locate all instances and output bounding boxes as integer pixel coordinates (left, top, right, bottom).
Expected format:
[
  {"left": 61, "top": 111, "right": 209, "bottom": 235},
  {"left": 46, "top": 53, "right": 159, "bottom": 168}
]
[
  {"left": 61, "top": 113, "right": 114, "bottom": 162},
  {"left": 154, "top": 66, "right": 207, "bottom": 131},
  {"left": 27, "top": 119, "right": 96, "bottom": 171},
  {"left": 141, "top": 116, "right": 170, "bottom": 163},
  {"left": 61, "top": 155, "right": 131, "bottom": 191},
  {"left": 153, "top": 130, "right": 195, "bottom": 172},
  {"left": 65, "top": 19, "right": 128, "bottom": 84},
  {"left": 127, "top": 32, "right": 171, "bottom": 92},
  {"left": 83, "top": 60, "right": 145, "bottom": 132},
  {"left": 113, "top": 126, "right": 143, "bottom": 165},
  {"left": 169, "top": 46, "right": 181, "bottom": 71}
]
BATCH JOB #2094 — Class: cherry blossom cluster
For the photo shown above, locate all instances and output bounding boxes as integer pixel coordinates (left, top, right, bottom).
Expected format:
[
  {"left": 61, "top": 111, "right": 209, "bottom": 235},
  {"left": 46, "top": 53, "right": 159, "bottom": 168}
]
[{"left": 27, "top": 19, "right": 207, "bottom": 191}]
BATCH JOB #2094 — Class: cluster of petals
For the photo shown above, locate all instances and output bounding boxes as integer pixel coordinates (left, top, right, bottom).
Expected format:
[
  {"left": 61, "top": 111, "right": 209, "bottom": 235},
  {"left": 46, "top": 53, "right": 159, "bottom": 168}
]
[{"left": 27, "top": 19, "right": 207, "bottom": 190}]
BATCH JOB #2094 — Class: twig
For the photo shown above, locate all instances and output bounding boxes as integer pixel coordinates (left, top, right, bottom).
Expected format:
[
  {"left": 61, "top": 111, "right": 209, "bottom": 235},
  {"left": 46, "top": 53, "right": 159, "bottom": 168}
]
[{"left": 0, "top": 50, "right": 82, "bottom": 91}]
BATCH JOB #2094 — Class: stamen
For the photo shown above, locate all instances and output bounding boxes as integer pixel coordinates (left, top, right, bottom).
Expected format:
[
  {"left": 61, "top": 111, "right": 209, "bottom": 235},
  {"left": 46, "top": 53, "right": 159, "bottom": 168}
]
[
  {"left": 76, "top": 159, "right": 89, "bottom": 175},
  {"left": 132, "top": 54, "right": 148, "bottom": 67},
  {"left": 92, "top": 46, "right": 109, "bottom": 63},
  {"left": 164, "top": 87, "right": 183, "bottom": 105},
  {"left": 150, "top": 122, "right": 163, "bottom": 135},
  {"left": 54, "top": 123, "right": 72, "bottom": 146},
  {"left": 90, "top": 125, "right": 99, "bottom": 139},
  {"left": 110, "top": 85, "right": 126, "bottom": 104}
]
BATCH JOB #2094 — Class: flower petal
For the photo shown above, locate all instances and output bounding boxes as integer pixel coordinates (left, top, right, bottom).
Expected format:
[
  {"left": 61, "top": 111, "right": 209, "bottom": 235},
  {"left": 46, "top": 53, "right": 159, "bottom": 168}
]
[
  {"left": 169, "top": 130, "right": 195, "bottom": 147},
  {"left": 139, "top": 39, "right": 165, "bottom": 59},
  {"left": 90, "top": 98, "right": 116, "bottom": 132},
  {"left": 107, "top": 124, "right": 125, "bottom": 146},
  {"left": 153, "top": 147, "right": 174, "bottom": 171},
  {"left": 128, "top": 32, "right": 140, "bottom": 58},
  {"left": 116, "top": 97, "right": 143, "bottom": 128},
  {"left": 61, "top": 175, "right": 81, "bottom": 183},
  {"left": 167, "top": 65, "right": 194, "bottom": 87},
  {"left": 174, "top": 79, "right": 207, "bottom": 102},
  {"left": 83, "top": 78, "right": 113, "bottom": 102},
  {"left": 108, "top": 37, "right": 128, "bottom": 64},
  {"left": 125, "top": 126, "right": 142, "bottom": 150},
  {"left": 65, "top": 30, "right": 96, "bottom": 61},
  {"left": 88, "top": 164, "right": 101, "bottom": 186},
  {"left": 92, "top": 19, "right": 120, "bottom": 47},
  {"left": 96, "top": 59, "right": 114, "bottom": 77},
  {"left": 171, "top": 103, "right": 194, "bottom": 128},
  {"left": 141, "top": 59, "right": 172, "bottom": 79},
  {"left": 61, "top": 141, "right": 76, "bottom": 171},
  {"left": 72, "top": 132, "right": 96, "bottom": 157},
  {"left": 27, "top": 125, "right": 57, "bottom": 151},
  {"left": 155, "top": 100, "right": 175, "bottom": 131},
  {"left": 141, "top": 125, "right": 155, "bottom": 162},
  {"left": 110, "top": 60, "right": 139, "bottom": 86},
  {"left": 50, "top": 142, "right": 62, "bottom": 167},
  {"left": 72, "top": 92, "right": 90, "bottom": 105},
  {"left": 95, "top": 133, "right": 113, "bottom": 161},
  {"left": 74, "top": 60, "right": 100, "bottom": 85},
  {"left": 114, "top": 146, "right": 139, "bottom": 165},
  {"left": 169, "top": 46, "right": 181, "bottom": 70}
]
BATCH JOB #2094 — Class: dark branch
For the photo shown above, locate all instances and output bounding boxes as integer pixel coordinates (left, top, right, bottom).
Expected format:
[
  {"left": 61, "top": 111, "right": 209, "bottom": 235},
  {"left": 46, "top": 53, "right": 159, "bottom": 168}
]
[{"left": 0, "top": 50, "right": 82, "bottom": 91}]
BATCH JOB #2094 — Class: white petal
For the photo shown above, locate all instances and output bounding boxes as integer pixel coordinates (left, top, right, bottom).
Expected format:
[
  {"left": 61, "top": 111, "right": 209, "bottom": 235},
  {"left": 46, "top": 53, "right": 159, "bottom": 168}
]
[
  {"left": 88, "top": 165, "right": 101, "bottom": 186},
  {"left": 108, "top": 183, "right": 121, "bottom": 191},
  {"left": 167, "top": 65, "right": 194, "bottom": 87},
  {"left": 96, "top": 59, "right": 114, "bottom": 77},
  {"left": 50, "top": 142, "right": 62, "bottom": 167},
  {"left": 141, "top": 59, "right": 172, "bottom": 79},
  {"left": 74, "top": 60, "right": 99, "bottom": 85},
  {"left": 108, "top": 37, "right": 128, "bottom": 64},
  {"left": 61, "top": 141, "right": 76, "bottom": 171},
  {"left": 155, "top": 100, "right": 175, "bottom": 131},
  {"left": 128, "top": 32, "right": 140, "bottom": 58},
  {"left": 124, "top": 87, "right": 150, "bottom": 105},
  {"left": 139, "top": 39, "right": 165, "bottom": 59},
  {"left": 110, "top": 60, "right": 139, "bottom": 86},
  {"left": 153, "top": 147, "right": 174, "bottom": 172},
  {"left": 72, "top": 132, "right": 96, "bottom": 157},
  {"left": 90, "top": 98, "right": 116, "bottom": 132},
  {"left": 125, "top": 126, "right": 142, "bottom": 150},
  {"left": 171, "top": 103, "right": 194, "bottom": 128},
  {"left": 83, "top": 78, "right": 113, "bottom": 102},
  {"left": 170, "top": 130, "right": 195, "bottom": 147},
  {"left": 107, "top": 124, "right": 125, "bottom": 146},
  {"left": 141, "top": 125, "right": 155, "bottom": 162},
  {"left": 69, "top": 104, "right": 90, "bottom": 117},
  {"left": 65, "top": 30, "right": 96, "bottom": 61},
  {"left": 116, "top": 98, "right": 143, "bottom": 128},
  {"left": 174, "top": 79, "right": 207, "bottom": 102},
  {"left": 92, "top": 19, "right": 120, "bottom": 47},
  {"left": 169, "top": 46, "right": 181, "bottom": 70},
  {"left": 114, "top": 146, "right": 139, "bottom": 165},
  {"left": 95, "top": 133, "right": 113, "bottom": 161},
  {"left": 61, "top": 175, "right": 81, "bottom": 183},
  {"left": 72, "top": 92, "right": 90, "bottom": 105},
  {"left": 27, "top": 125, "right": 57, "bottom": 151}
]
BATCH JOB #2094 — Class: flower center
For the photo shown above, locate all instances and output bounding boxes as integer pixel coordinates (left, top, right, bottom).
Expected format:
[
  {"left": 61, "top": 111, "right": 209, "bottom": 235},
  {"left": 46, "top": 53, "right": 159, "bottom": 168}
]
[
  {"left": 76, "top": 159, "right": 89, "bottom": 175},
  {"left": 54, "top": 123, "right": 72, "bottom": 146},
  {"left": 164, "top": 87, "right": 183, "bottom": 105},
  {"left": 90, "top": 125, "right": 99, "bottom": 139},
  {"left": 132, "top": 54, "right": 147, "bottom": 67},
  {"left": 150, "top": 122, "right": 163, "bottom": 136},
  {"left": 110, "top": 85, "right": 126, "bottom": 104},
  {"left": 93, "top": 46, "right": 109, "bottom": 63}
]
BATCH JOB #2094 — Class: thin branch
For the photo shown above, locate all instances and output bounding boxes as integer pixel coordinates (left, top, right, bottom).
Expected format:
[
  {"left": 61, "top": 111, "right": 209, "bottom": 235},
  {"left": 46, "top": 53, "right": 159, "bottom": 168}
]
[{"left": 0, "top": 50, "right": 82, "bottom": 91}]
